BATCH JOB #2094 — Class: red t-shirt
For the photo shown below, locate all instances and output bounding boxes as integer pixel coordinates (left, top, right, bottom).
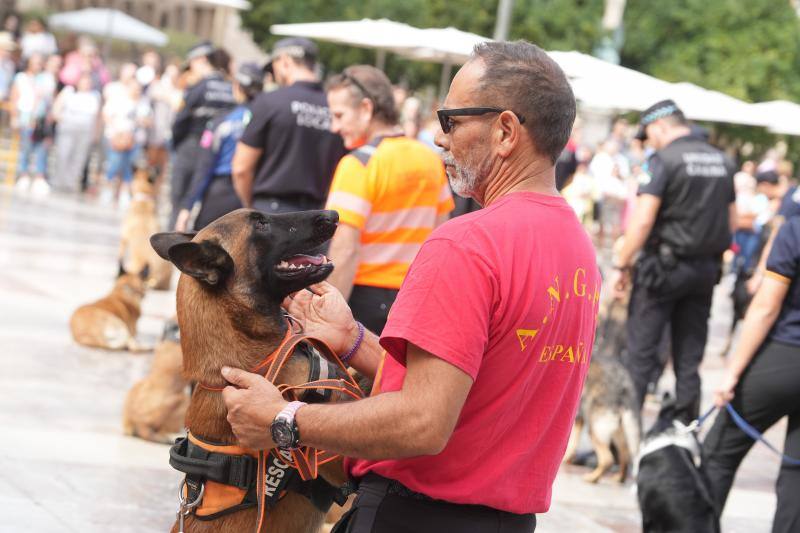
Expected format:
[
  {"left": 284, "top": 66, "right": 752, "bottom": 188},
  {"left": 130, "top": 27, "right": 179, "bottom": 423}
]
[{"left": 348, "top": 191, "right": 601, "bottom": 514}]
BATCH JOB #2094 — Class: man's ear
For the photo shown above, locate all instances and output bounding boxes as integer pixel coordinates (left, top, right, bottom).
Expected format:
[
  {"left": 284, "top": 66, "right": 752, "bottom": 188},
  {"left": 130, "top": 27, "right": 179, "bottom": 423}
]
[
  {"left": 167, "top": 240, "right": 234, "bottom": 286},
  {"left": 496, "top": 110, "right": 521, "bottom": 158},
  {"left": 150, "top": 232, "right": 197, "bottom": 260}
]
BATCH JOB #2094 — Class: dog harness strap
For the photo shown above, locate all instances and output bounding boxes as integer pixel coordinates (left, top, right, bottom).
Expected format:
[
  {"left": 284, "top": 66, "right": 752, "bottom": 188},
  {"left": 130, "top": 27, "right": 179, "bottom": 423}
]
[
  {"left": 264, "top": 334, "right": 310, "bottom": 382},
  {"left": 169, "top": 436, "right": 257, "bottom": 489},
  {"left": 249, "top": 326, "right": 294, "bottom": 375}
]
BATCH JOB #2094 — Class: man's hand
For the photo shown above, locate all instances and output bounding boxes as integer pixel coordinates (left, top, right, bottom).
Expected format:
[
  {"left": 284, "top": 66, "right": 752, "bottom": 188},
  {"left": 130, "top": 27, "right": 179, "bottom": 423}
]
[
  {"left": 611, "top": 267, "right": 631, "bottom": 300},
  {"left": 714, "top": 369, "right": 738, "bottom": 407},
  {"left": 221, "top": 366, "right": 288, "bottom": 450},
  {"left": 282, "top": 282, "right": 360, "bottom": 355},
  {"left": 175, "top": 209, "right": 191, "bottom": 232}
]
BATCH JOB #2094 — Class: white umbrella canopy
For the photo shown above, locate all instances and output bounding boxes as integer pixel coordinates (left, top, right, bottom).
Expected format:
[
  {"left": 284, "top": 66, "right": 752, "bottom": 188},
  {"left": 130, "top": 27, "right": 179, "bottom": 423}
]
[
  {"left": 666, "top": 82, "right": 766, "bottom": 127},
  {"left": 555, "top": 51, "right": 769, "bottom": 128},
  {"left": 270, "top": 19, "right": 422, "bottom": 53},
  {"left": 270, "top": 18, "right": 489, "bottom": 65},
  {"left": 751, "top": 100, "right": 800, "bottom": 136},
  {"left": 49, "top": 8, "right": 168, "bottom": 47}
]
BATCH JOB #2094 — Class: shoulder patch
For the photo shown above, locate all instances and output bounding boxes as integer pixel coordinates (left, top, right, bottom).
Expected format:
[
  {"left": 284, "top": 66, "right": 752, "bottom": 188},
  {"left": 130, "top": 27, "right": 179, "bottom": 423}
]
[{"left": 638, "top": 171, "right": 652, "bottom": 186}]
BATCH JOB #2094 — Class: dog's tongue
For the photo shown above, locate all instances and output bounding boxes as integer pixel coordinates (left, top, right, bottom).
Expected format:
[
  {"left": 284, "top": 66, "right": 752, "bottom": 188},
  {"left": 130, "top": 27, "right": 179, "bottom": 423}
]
[{"left": 286, "top": 254, "right": 325, "bottom": 266}]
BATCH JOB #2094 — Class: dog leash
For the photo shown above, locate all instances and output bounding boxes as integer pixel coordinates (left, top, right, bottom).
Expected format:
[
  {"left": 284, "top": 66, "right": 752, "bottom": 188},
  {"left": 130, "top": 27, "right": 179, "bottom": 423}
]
[{"left": 687, "top": 404, "right": 800, "bottom": 466}]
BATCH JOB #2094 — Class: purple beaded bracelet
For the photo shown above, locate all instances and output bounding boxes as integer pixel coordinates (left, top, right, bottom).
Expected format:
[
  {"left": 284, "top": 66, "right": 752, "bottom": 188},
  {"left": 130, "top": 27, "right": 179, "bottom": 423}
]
[{"left": 340, "top": 321, "right": 365, "bottom": 365}]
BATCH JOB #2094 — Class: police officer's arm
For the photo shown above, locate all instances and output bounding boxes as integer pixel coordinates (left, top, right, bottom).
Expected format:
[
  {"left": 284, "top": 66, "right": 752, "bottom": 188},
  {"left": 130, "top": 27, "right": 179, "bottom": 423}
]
[
  {"left": 615, "top": 155, "right": 666, "bottom": 268},
  {"left": 729, "top": 203, "right": 738, "bottom": 235},
  {"left": 326, "top": 224, "right": 360, "bottom": 300},
  {"left": 747, "top": 215, "right": 786, "bottom": 294},
  {"left": 233, "top": 95, "right": 270, "bottom": 208},
  {"left": 231, "top": 142, "right": 261, "bottom": 208},
  {"left": 171, "top": 83, "right": 202, "bottom": 148},
  {"left": 716, "top": 221, "right": 796, "bottom": 405},
  {"left": 616, "top": 194, "right": 661, "bottom": 268},
  {"left": 175, "top": 124, "right": 219, "bottom": 230}
]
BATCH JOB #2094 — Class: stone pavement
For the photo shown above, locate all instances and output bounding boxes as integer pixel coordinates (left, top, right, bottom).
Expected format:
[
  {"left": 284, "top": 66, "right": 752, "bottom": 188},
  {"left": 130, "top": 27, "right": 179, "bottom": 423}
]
[{"left": 0, "top": 185, "right": 781, "bottom": 532}]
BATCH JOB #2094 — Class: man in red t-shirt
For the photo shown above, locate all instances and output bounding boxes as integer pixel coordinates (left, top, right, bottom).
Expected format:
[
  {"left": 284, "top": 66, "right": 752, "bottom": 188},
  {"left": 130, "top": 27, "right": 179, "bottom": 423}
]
[{"left": 223, "top": 41, "right": 599, "bottom": 532}]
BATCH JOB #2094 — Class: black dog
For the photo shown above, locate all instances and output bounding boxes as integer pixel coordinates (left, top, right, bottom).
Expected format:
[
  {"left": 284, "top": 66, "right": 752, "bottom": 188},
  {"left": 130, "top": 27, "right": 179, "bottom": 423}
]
[{"left": 636, "top": 399, "right": 719, "bottom": 533}]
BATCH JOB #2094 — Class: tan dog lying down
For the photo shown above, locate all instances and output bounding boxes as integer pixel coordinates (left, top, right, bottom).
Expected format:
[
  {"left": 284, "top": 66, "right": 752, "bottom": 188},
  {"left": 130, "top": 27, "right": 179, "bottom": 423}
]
[
  {"left": 123, "top": 318, "right": 189, "bottom": 443},
  {"left": 69, "top": 268, "right": 147, "bottom": 351}
]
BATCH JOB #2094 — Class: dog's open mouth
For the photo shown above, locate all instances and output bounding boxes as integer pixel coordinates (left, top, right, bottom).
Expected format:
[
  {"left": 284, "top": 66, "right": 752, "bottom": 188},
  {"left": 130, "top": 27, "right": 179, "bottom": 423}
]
[{"left": 274, "top": 254, "right": 332, "bottom": 277}]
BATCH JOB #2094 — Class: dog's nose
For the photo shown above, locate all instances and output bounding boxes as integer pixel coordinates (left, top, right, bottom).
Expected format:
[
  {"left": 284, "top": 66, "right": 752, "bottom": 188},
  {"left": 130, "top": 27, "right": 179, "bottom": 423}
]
[{"left": 316, "top": 210, "right": 339, "bottom": 226}]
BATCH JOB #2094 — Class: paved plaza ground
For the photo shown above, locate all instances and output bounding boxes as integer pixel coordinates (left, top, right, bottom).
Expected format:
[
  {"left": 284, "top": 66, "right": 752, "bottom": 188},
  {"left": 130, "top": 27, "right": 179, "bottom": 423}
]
[{"left": 0, "top": 185, "right": 783, "bottom": 532}]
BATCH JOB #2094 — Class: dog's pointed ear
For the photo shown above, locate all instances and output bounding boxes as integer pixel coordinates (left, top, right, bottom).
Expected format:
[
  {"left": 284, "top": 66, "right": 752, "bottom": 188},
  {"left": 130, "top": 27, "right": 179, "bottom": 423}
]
[
  {"left": 150, "top": 232, "right": 197, "bottom": 260},
  {"left": 167, "top": 241, "right": 233, "bottom": 286}
]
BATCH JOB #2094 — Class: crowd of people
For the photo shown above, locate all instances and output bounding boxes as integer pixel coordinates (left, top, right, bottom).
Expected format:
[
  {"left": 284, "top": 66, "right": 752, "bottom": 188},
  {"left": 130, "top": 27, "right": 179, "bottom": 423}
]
[{"left": 0, "top": 15, "right": 184, "bottom": 204}]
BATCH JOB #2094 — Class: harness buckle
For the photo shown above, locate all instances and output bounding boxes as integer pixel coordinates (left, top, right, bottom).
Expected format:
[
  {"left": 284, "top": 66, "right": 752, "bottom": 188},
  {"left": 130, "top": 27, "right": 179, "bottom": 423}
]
[{"left": 177, "top": 480, "right": 205, "bottom": 533}]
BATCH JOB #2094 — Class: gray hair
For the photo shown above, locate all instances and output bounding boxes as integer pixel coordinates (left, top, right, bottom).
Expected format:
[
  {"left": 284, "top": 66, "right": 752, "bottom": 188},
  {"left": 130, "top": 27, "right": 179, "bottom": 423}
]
[{"left": 471, "top": 41, "right": 576, "bottom": 164}]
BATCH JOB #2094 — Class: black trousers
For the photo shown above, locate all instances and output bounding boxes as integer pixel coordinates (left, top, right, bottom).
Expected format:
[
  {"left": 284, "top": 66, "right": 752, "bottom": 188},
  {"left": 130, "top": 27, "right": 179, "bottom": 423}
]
[
  {"left": 623, "top": 255, "right": 720, "bottom": 423},
  {"left": 703, "top": 339, "right": 800, "bottom": 533},
  {"left": 348, "top": 285, "right": 399, "bottom": 335},
  {"left": 170, "top": 138, "right": 201, "bottom": 229},
  {"left": 252, "top": 195, "right": 323, "bottom": 214},
  {"left": 333, "top": 474, "right": 536, "bottom": 533},
  {"left": 194, "top": 175, "right": 243, "bottom": 230}
]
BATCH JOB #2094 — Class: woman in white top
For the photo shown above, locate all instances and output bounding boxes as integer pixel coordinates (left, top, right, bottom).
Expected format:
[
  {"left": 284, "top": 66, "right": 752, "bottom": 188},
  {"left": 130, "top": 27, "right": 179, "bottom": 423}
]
[
  {"left": 51, "top": 73, "right": 101, "bottom": 192},
  {"left": 102, "top": 79, "right": 151, "bottom": 205},
  {"left": 19, "top": 18, "right": 57, "bottom": 59},
  {"left": 10, "top": 53, "right": 51, "bottom": 194}
]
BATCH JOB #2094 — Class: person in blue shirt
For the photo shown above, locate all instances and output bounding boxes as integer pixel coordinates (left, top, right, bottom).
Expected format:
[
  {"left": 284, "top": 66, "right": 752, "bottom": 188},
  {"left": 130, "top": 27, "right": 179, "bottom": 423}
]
[
  {"left": 704, "top": 216, "right": 800, "bottom": 533},
  {"left": 175, "top": 62, "right": 263, "bottom": 232}
]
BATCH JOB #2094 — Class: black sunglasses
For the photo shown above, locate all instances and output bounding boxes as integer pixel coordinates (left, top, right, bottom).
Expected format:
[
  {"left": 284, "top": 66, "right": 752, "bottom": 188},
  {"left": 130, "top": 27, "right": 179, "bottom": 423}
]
[{"left": 437, "top": 107, "right": 526, "bottom": 134}]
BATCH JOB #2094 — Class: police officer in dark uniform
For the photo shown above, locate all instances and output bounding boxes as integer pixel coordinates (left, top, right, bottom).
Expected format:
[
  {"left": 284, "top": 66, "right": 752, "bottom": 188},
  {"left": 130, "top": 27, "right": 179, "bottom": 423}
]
[
  {"left": 232, "top": 38, "right": 345, "bottom": 213},
  {"left": 612, "top": 100, "right": 737, "bottom": 423},
  {"left": 170, "top": 42, "right": 235, "bottom": 227},
  {"left": 174, "top": 62, "right": 264, "bottom": 232}
]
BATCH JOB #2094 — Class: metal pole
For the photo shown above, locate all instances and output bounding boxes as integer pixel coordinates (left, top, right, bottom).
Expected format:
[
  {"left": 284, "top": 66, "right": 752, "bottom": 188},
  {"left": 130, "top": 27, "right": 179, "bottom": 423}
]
[
  {"left": 103, "top": 2, "right": 116, "bottom": 60},
  {"left": 438, "top": 60, "right": 452, "bottom": 101},
  {"left": 493, "top": 0, "right": 515, "bottom": 41},
  {"left": 375, "top": 49, "right": 387, "bottom": 71}
]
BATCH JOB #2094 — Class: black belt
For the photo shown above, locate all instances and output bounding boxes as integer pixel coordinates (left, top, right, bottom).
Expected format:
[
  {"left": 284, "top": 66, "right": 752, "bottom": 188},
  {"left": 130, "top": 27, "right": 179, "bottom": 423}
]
[{"left": 253, "top": 194, "right": 322, "bottom": 209}]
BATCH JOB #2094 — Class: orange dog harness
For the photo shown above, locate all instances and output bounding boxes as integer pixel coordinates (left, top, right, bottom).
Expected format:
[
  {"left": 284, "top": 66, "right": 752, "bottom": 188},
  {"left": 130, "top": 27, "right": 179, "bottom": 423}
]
[{"left": 170, "top": 321, "right": 364, "bottom": 532}]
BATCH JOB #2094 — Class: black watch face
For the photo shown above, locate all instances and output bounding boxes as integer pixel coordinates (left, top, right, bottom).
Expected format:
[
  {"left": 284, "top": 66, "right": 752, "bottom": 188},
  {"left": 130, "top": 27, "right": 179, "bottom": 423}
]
[{"left": 271, "top": 420, "right": 293, "bottom": 448}]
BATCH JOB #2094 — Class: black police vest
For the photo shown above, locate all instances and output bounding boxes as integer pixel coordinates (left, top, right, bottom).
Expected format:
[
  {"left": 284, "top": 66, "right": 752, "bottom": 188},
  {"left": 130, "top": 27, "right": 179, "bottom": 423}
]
[{"left": 648, "top": 136, "right": 735, "bottom": 258}]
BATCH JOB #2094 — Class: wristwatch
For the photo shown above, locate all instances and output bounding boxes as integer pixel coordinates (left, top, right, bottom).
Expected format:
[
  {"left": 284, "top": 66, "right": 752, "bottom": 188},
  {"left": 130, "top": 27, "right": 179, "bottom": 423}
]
[{"left": 270, "top": 401, "right": 306, "bottom": 449}]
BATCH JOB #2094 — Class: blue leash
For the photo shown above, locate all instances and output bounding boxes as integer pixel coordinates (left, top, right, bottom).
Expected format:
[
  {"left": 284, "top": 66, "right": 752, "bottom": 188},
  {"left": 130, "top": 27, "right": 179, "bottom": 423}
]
[{"left": 692, "top": 404, "right": 800, "bottom": 466}]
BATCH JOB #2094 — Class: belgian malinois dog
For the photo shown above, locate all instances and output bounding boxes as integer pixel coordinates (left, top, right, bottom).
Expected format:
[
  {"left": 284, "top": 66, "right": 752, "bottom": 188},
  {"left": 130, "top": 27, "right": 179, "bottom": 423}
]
[{"left": 151, "top": 208, "right": 352, "bottom": 533}]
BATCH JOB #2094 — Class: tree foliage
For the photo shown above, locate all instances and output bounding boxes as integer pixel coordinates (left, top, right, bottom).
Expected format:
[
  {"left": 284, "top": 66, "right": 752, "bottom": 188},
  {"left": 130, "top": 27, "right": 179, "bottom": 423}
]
[
  {"left": 622, "top": 0, "right": 800, "bottom": 103},
  {"left": 240, "top": 0, "right": 800, "bottom": 152},
  {"left": 241, "top": 0, "right": 605, "bottom": 87}
]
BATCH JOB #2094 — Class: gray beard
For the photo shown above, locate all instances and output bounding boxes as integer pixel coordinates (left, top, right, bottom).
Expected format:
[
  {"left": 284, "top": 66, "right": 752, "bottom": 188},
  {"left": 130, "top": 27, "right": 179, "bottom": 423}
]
[{"left": 444, "top": 153, "right": 490, "bottom": 198}]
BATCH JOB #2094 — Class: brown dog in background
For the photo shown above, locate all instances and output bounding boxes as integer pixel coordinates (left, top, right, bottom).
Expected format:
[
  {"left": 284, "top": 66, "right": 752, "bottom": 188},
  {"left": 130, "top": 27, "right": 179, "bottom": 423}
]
[
  {"left": 119, "top": 169, "right": 173, "bottom": 290},
  {"left": 563, "top": 297, "right": 640, "bottom": 483},
  {"left": 70, "top": 267, "right": 148, "bottom": 351},
  {"left": 123, "top": 318, "right": 189, "bottom": 443},
  {"left": 151, "top": 208, "right": 355, "bottom": 533}
]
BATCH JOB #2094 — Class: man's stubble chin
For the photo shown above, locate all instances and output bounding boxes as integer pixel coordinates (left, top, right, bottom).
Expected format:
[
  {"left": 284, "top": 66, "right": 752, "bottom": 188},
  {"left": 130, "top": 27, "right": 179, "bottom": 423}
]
[{"left": 447, "top": 154, "right": 491, "bottom": 198}]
